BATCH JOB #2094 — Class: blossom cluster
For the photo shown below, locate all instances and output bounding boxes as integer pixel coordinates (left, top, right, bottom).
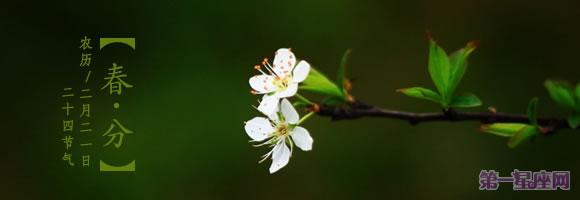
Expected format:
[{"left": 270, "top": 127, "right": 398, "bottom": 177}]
[{"left": 244, "top": 48, "right": 314, "bottom": 173}]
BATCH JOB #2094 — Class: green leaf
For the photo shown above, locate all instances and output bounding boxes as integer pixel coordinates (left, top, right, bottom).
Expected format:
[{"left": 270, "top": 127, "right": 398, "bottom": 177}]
[
  {"left": 300, "top": 67, "right": 344, "bottom": 99},
  {"left": 545, "top": 80, "right": 576, "bottom": 110},
  {"left": 508, "top": 125, "right": 539, "bottom": 148},
  {"left": 480, "top": 123, "right": 539, "bottom": 148},
  {"left": 427, "top": 38, "right": 451, "bottom": 103},
  {"left": 527, "top": 97, "right": 539, "bottom": 126},
  {"left": 480, "top": 123, "right": 527, "bottom": 137},
  {"left": 448, "top": 93, "right": 482, "bottom": 108},
  {"left": 447, "top": 41, "right": 478, "bottom": 99},
  {"left": 337, "top": 49, "right": 352, "bottom": 95},
  {"left": 396, "top": 87, "right": 441, "bottom": 103},
  {"left": 568, "top": 113, "right": 580, "bottom": 129}
]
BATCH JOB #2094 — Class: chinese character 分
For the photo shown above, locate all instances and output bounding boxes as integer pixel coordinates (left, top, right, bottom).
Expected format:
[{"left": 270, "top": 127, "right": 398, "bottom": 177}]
[{"left": 102, "top": 119, "right": 134, "bottom": 148}]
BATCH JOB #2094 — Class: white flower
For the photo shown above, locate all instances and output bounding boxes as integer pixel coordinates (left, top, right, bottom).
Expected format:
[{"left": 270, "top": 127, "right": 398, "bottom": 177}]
[
  {"left": 244, "top": 98, "right": 314, "bottom": 173},
  {"left": 249, "top": 48, "right": 311, "bottom": 116}
]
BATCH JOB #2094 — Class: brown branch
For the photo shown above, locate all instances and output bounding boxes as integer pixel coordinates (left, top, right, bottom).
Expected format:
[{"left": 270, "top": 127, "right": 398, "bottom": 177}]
[{"left": 315, "top": 100, "right": 574, "bottom": 135}]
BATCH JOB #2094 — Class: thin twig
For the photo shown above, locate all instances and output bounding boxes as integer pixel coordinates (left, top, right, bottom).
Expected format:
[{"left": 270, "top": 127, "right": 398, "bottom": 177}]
[{"left": 315, "top": 100, "right": 573, "bottom": 135}]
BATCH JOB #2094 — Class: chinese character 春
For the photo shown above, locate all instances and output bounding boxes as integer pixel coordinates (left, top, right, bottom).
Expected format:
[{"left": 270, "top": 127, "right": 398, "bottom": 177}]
[{"left": 101, "top": 63, "right": 133, "bottom": 95}]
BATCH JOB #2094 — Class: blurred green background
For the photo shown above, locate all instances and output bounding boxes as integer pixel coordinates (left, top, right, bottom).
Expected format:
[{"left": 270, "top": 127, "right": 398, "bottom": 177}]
[{"left": 2, "top": 0, "right": 579, "bottom": 199}]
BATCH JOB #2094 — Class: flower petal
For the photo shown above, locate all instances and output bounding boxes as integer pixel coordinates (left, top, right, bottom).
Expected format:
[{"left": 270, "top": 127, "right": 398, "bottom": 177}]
[
  {"left": 269, "top": 140, "right": 291, "bottom": 174},
  {"left": 258, "top": 94, "right": 279, "bottom": 116},
  {"left": 280, "top": 98, "right": 299, "bottom": 124},
  {"left": 272, "top": 48, "right": 296, "bottom": 77},
  {"left": 292, "top": 61, "right": 310, "bottom": 83},
  {"left": 249, "top": 75, "right": 276, "bottom": 94},
  {"left": 268, "top": 111, "right": 280, "bottom": 123},
  {"left": 291, "top": 126, "right": 313, "bottom": 151},
  {"left": 244, "top": 117, "right": 274, "bottom": 141},
  {"left": 276, "top": 83, "right": 298, "bottom": 98}
]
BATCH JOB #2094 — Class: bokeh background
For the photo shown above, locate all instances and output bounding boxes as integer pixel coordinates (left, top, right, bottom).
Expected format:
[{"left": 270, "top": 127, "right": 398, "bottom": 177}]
[{"left": 2, "top": 0, "right": 579, "bottom": 199}]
